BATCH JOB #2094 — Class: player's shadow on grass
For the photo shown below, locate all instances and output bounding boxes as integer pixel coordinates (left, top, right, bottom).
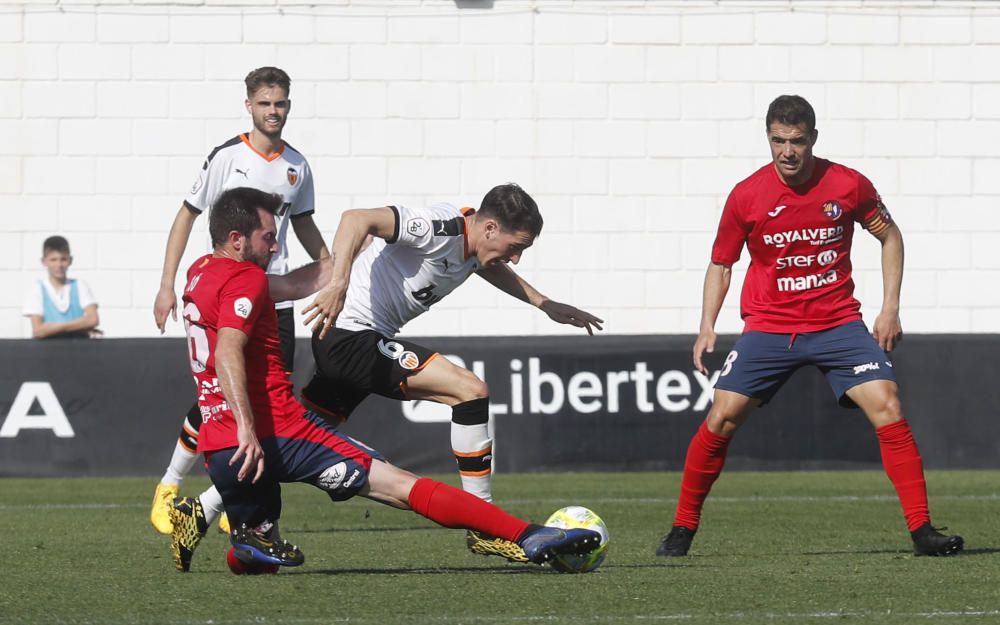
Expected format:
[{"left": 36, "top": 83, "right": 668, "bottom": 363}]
[
  {"left": 294, "top": 565, "right": 537, "bottom": 576},
  {"left": 955, "top": 547, "right": 1000, "bottom": 556},
  {"left": 800, "top": 548, "right": 1000, "bottom": 556},
  {"left": 800, "top": 549, "right": 902, "bottom": 556},
  {"left": 288, "top": 525, "right": 439, "bottom": 534}
]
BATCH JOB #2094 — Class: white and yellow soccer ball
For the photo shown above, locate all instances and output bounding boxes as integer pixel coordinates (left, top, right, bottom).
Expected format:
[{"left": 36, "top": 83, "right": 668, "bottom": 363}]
[{"left": 544, "top": 506, "right": 609, "bottom": 573}]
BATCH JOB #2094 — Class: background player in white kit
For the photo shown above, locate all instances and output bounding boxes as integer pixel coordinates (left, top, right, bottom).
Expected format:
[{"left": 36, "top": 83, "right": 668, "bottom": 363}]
[
  {"left": 149, "top": 67, "right": 329, "bottom": 535},
  {"left": 301, "top": 183, "right": 603, "bottom": 561}
]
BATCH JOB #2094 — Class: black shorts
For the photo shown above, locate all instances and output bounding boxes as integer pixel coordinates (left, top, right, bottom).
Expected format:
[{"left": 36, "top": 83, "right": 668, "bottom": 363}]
[
  {"left": 301, "top": 328, "right": 438, "bottom": 421},
  {"left": 275, "top": 306, "right": 295, "bottom": 373}
]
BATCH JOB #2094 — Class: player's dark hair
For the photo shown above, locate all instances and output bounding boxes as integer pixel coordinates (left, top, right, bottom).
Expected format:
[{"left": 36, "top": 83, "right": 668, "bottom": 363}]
[
  {"left": 209, "top": 187, "right": 283, "bottom": 247},
  {"left": 42, "top": 235, "right": 70, "bottom": 256},
  {"left": 478, "top": 183, "right": 543, "bottom": 238},
  {"left": 245, "top": 66, "right": 291, "bottom": 97},
  {"left": 766, "top": 95, "right": 816, "bottom": 132}
]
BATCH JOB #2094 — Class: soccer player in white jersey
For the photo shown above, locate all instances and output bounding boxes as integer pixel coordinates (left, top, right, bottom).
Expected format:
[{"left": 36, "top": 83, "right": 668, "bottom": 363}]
[
  {"left": 301, "top": 183, "right": 603, "bottom": 561},
  {"left": 149, "top": 67, "right": 329, "bottom": 535}
]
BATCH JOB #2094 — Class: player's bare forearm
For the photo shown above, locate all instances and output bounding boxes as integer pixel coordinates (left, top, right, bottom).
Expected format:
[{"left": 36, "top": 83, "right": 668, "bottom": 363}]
[
  {"left": 304, "top": 208, "right": 394, "bottom": 338},
  {"left": 291, "top": 214, "right": 331, "bottom": 261},
  {"left": 216, "top": 327, "right": 264, "bottom": 481},
  {"left": 159, "top": 204, "right": 199, "bottom": 289},
  {"left": 269, "top": 255, "right": 334, "bottom": 302},
  {"left": 477, "top": 264, "right": 545, "bottom": 307},
  {"left": 215, "top": 328, "right": 254, "bottom": 431},
  {"left": 700, "top": 262, "right": 732, "bottom": 333},
  {"left": 478, "top": 265, "right": 603, "bottom": 334},
  {"left": 693, "top": 262, "right": 732, "bottom": 373},
  {"left": 327, "top": 208, "right": 396, "bottom": 285},
  {"left": 154, "top": 204, "right": 198, "bottom": 330},
  {"left": 871, "top": 224, "right": 904, "bottom": 352},
  {"left": 877, "top": 224, "right": 903, "bottom": 314}
]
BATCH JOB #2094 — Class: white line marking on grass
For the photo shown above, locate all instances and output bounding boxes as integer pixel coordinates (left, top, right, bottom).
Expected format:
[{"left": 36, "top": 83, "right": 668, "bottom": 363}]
[
  {"left": 67, "top": 609, "right": 1000, "bottom": 625},
  {"left": 3, "top": 493, "right": 1000, "bottom": 511},
  {"left": 0, "top": 503, "right": 146, "bottom": 510},
  {"left": 502, "top": 493, "right": 1000, "bottom": 506}
]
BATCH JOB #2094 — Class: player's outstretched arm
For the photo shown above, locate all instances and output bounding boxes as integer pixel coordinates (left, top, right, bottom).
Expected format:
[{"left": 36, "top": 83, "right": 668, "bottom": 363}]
[
  {"left": 268, "top": 255, "right": 334, "bottom": 303},
  {"left": 693, "top": 262, "right": 732, "bottom": 375},
  {"left": 871, "top": 222, "right": 904, "bottom": 352},
  {"left": 216, "top": 327, "right": 265, "bottom": 484},
  {"left": 154, "top": 204, "right": 199, "bottom": 333},
  {"left": 303, "top": 207, "right": 395, "bottom": 339},
  {"left": 478, "top": 264, "right": 604, "bottom": 335}
]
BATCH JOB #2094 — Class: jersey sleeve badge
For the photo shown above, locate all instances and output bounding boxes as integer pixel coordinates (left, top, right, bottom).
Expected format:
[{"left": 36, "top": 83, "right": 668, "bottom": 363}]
[
  {"left": 406, "top": 218, "right": 430, "bottom": 237},
  {"left": 234, "top": 297, "right": 253, "bottom": 319}
]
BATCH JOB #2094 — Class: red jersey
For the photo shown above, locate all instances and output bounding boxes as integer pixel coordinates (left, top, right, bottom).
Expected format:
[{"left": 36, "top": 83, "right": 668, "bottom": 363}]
[
  {"left": 712, "top": 158, "right": 893, "bottom": 334},
  {"left": 181, "top": 254, "right": 304, "bottom": 453}
]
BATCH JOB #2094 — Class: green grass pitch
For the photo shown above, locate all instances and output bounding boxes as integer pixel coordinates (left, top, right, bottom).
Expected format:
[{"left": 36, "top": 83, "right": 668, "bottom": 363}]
[{"left": 3, "top": 470, "right": 999, "bottom": 625}]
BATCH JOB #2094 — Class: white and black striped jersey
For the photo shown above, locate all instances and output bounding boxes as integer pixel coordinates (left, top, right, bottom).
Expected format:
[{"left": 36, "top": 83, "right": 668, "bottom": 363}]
[
  {"left": 336, "top": 203, "right": 480, "bottom": 337},
  {"left": 186, "top": 133, "right": 315, "bottom": 306}
]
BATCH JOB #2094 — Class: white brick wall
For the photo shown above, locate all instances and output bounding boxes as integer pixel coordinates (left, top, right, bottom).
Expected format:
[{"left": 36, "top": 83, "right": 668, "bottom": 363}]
[{"left": 5, "top": 1, "right": 1000, "bottom": 338}]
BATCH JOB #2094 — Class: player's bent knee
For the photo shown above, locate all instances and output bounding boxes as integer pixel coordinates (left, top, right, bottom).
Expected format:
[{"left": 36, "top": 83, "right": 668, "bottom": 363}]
[{"left": 455, "top": 370, "right": 489, "bottom": 402}]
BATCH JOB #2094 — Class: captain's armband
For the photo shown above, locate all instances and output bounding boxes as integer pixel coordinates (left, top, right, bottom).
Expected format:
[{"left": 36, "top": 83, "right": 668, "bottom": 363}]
[{"left": 862, "top": 204, "right": 893, "bottom": 237}]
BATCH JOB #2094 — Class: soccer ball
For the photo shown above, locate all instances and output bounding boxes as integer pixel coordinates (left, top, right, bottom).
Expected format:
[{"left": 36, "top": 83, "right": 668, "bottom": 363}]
[
  {"left": 226, "top": 547, "right": 279, "bottom": 575},
  {"left": 544, "top": 506, "right": 609, "bottom": 573}
]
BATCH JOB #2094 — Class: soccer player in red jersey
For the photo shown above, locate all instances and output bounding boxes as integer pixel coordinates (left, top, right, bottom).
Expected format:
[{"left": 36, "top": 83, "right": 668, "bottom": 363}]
[
  {"left": 168, "top": 186, "right": 601, "bottom": 572},
  {"left": 656, "top": 95, "right": 963, "bottom": 558}
]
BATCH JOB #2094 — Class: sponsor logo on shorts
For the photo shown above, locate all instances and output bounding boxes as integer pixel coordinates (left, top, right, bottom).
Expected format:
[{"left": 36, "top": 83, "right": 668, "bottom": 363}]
[
  {"left": 853, "top": 362, "right": 880, "bottom": 375},
  {"left": 776, "top": 269, "right": 838, "bottom": 292},
  {"left": 234, "top": 297, "right": 253, "bottom": 319},
  {"left": 342, "top": 469, "right": 361, "bottom": 490},
  {"left": 318, "top": 462, "right": 347, "bottom": 490},
  {"left": 822, "top": 201, "right": 843, "bottom": 220},
  {"left": 762, "top": 226, "right": 844, "bottom": 248},
  {"left": 407, "top": 218, "right": 429, "bottom": 237}
]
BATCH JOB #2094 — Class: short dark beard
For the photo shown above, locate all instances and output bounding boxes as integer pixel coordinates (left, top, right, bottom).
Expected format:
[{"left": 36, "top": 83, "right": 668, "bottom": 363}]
[{"left": 253, "top": 114, "right": 285, "bottom": 139}]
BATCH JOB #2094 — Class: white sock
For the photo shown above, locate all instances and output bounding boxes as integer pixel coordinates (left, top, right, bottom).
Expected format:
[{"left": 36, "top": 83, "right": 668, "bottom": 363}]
[
  {"left": 451, "top": 422, "right": 493, "bottom": 502},
  {"left": 200, "top": 485, "right": 224, "bottom": 526},
  {"left": 160, "top": 440, "right": 198, "bottom": 486}
]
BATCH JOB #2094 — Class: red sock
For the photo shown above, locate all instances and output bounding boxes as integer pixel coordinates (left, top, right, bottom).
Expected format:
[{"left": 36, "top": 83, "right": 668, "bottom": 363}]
[
  {"left": 673, "top": 422, "right": 732, "bottom": 530},
  {"left": 408, "top": 477, "right": 529, "bottom": 542},
  {"left": 876, "top": 419, "right": 930, "bottom": 531}
]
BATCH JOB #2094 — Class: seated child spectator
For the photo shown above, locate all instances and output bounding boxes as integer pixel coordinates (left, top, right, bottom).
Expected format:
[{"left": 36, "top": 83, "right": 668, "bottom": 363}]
[{"left": 23, "top": 235, "right": 101, "bottom": 339}]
